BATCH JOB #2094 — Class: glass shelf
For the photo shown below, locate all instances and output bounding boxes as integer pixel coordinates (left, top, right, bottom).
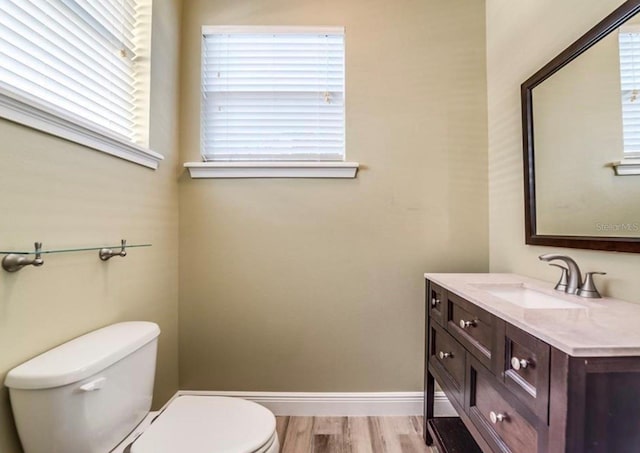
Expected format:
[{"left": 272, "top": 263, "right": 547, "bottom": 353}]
[{"left": 0, "top": 244, "right": 151, "bottom": 255}]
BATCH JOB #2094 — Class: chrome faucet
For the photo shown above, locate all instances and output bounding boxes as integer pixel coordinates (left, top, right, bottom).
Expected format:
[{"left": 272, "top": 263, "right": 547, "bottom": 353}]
[{"left": 539, "top": 254, "right": 582, "bottom": 294}]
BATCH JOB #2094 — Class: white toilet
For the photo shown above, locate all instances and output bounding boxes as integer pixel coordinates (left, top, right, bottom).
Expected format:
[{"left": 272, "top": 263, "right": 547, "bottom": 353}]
[{"left": 4, "top": 322, "right": 280, "bottom": 453}]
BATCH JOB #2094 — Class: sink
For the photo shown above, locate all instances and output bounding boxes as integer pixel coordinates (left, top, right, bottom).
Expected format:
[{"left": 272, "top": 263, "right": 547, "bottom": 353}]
[{"left": 473, "top": 284, "right": 586, "bottom": 310}]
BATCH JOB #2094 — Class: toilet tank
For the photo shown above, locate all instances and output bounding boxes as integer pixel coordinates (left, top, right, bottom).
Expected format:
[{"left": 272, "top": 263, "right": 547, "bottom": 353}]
[{"left": 5, "top": 322, "right": 160, "bottom": 453}]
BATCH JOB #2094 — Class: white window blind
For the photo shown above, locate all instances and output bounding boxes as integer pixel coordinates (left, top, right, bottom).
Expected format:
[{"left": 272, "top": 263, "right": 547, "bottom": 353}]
[
  {"left": 201, "top": 26, "right": 345, "bottom": 161},
  {"left": 619, "top": 26, "right": 640, "bottom": 157},
  {"left": 0, "top": 0, "right": 152, "bottom": 149}
]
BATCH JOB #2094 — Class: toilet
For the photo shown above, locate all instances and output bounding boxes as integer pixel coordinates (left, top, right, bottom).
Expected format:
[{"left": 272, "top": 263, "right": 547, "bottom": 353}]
[{"left": 4, "top": 322, "right": 279, "bottom": 453}]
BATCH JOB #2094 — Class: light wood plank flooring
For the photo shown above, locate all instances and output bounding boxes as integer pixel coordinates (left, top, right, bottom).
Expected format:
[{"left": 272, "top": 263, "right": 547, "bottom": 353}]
[{"left": 277, "top": 416, "right": 438, "bottom": 453}]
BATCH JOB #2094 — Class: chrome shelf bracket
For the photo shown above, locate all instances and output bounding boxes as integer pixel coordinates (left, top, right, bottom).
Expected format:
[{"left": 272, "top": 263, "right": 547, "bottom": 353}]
[
  {"left": 99, "top": 239, "right": 128, "bottom": 261},
  {"left": 2, "top": 242, "right": 44, "bottom": 272}
]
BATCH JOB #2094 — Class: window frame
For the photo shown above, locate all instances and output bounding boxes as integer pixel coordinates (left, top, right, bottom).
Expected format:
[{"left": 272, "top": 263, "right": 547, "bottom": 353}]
[{"left": 0, "top": 0, "right": 161, "bottom": 169}]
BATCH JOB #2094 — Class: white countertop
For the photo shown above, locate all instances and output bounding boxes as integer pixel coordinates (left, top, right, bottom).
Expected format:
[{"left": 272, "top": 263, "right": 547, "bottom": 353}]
[{"left": 425, "top": 273, "right": 640, "bottom": 357}]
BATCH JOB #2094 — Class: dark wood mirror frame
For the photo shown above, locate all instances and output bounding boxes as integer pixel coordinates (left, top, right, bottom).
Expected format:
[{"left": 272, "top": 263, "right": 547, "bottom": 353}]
[{"left": 522, "top": 0, "right": 640, "bottom": 253}]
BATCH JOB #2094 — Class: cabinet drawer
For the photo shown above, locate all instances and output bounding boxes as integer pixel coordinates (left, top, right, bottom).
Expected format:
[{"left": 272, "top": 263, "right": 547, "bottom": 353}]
[
  {"left": 468, "top": 359, "right": 543, "bottom": 453},
  {"left": 427, "top": 281, "right": 446, "bottom": 327},
  {"left": 503, "top": 324, "right": 550, "bottom": 422},
  {"left": 446, "top": 292, "right": 503, "bottom": 372},
  {"left": 429, "top": 322, "right": 465, "bottom": 405}
]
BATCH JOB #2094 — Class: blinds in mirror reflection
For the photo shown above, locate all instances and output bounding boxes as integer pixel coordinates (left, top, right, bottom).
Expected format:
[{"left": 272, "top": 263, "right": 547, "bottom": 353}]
[{"left": 619, "top": 26, "right": 640, "bottom": 157}]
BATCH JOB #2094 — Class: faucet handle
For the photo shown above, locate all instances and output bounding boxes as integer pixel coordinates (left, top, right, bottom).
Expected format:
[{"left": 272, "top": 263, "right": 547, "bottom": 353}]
[
  {"left": 577, "top": 272, "right": 606, "bottom": 299},
  {"left": 549, "top": 263, "right": 569, "bottom": 292}
]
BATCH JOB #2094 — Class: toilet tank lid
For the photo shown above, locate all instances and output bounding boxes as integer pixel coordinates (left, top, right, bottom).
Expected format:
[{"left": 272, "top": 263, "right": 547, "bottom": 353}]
[{"left": 4, "top": 322, "right": 160, "bottom": 390}]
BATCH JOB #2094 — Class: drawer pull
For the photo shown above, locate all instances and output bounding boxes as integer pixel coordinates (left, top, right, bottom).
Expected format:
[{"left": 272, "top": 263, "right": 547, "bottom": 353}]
[
  {"left": 459, "top": 319, "right": 477, "bottom": 329},
  {"left": 489, "top": 411, "right": 508, "bottom": 424},
  {"left": 438, "top": 351, "right": 453, "bottom": 359},
  {"left": 511, "top": 357, "right": 531, "bottom": 370},
  {"left": 431, "top": 297, "right": 440, "bottom": 307}
]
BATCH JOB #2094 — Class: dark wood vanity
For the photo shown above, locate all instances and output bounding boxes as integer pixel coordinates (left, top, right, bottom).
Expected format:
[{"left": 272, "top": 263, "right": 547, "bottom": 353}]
[
  {"left": 424, "top": 2, "right": 640, "bottom": 451},
  {"left": 424, "top": 278, "right": 640, "bottom": 453}
]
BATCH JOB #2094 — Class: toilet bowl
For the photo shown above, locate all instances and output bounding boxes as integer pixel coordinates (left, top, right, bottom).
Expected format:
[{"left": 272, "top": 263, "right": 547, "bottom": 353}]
[{"left": 4, "top": 322, "right": 279, "bottom": 453}]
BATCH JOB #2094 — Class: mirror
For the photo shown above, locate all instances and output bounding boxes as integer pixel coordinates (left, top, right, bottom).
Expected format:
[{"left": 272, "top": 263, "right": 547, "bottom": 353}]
[{"left": 523, "top": 0, "right": 640, "bottom": 253}]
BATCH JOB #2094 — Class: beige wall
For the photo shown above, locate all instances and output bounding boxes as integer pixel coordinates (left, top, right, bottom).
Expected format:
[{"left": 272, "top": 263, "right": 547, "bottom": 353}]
[
  {"left": 178, "top": 0, "right": 488, "bottom": 392},
  {"left": 487, "top": 0, "right": 640, "bottom": 302},
  {"left": 0, "top": 1, "right": 182, "bottom": 452}
]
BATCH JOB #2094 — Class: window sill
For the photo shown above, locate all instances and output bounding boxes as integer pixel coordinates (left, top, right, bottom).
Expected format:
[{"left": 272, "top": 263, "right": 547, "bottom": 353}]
[
  {"left": 0, "top": 86, "right": 163, "bottom": 170},
  {"left": 184, "top": 161, "right": 360, "bottom": 179},
  {"left": 612, "top": 158, "right": 640, "bottom": 176}
]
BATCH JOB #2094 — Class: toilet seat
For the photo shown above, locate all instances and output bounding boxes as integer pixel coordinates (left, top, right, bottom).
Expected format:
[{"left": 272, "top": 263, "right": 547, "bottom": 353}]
[{"left": 130, "top": 396, "right": 278, "bottom": 453}]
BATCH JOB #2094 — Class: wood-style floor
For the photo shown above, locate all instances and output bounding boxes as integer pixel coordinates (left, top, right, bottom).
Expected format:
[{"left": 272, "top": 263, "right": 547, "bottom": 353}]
[{"left": 276, "top": 416, "right": 437, "bottom": 453}]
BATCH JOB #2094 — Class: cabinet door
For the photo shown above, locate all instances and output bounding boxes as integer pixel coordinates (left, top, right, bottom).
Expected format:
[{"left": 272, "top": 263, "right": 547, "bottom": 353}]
[{"left": 503, "top": 323, "right": 550, "bottom": 422}]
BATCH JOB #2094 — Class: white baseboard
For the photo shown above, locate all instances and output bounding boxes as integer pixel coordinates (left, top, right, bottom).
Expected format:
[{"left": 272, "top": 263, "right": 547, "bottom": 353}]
[{"left": 172, "top": 390, "right": 456, "bottom": 417}]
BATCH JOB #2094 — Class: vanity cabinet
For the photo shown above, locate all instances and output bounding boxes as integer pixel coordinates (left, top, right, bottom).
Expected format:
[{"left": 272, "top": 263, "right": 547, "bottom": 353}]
[{"left": 424, "top": 277, "right": 640, "bottom": 453}]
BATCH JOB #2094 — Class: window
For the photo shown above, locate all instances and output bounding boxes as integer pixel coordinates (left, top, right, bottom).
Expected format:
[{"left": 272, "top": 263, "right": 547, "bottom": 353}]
[
  {"left": 0, "top": 0, "right": 161, "bottom": 168},
  {"left": 619, "top": 25, "right": 640, "bottom": 158},
  {"left": 201, "top": 26, "right": 345, "bottom": 162}
]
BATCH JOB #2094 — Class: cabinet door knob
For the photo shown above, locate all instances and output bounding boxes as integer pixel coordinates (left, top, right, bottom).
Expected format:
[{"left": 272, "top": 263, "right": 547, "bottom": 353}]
[
  {"left": 489, "top": 411, "right": 507, "bottom": 424},
  {"left": 431, "top": 297, "right": 440, "bottom": 307},
  {"left": 459, "top": 319, "right": 476, "bottom": 329},
  {"left": 511, "top": 357, "right": 530, "bottom": 370},
  {"left": 438, "top": 351, "right": 452, "bottom": 360}
]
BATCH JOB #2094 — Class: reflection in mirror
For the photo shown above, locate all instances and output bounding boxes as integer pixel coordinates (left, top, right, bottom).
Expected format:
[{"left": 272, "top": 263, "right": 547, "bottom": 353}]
[
  {"left": 533, "top": 13, "right": 640, "bottom": 237},
  {"left": 523, "top": 0, "right": 640, "bottom": 252}
]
